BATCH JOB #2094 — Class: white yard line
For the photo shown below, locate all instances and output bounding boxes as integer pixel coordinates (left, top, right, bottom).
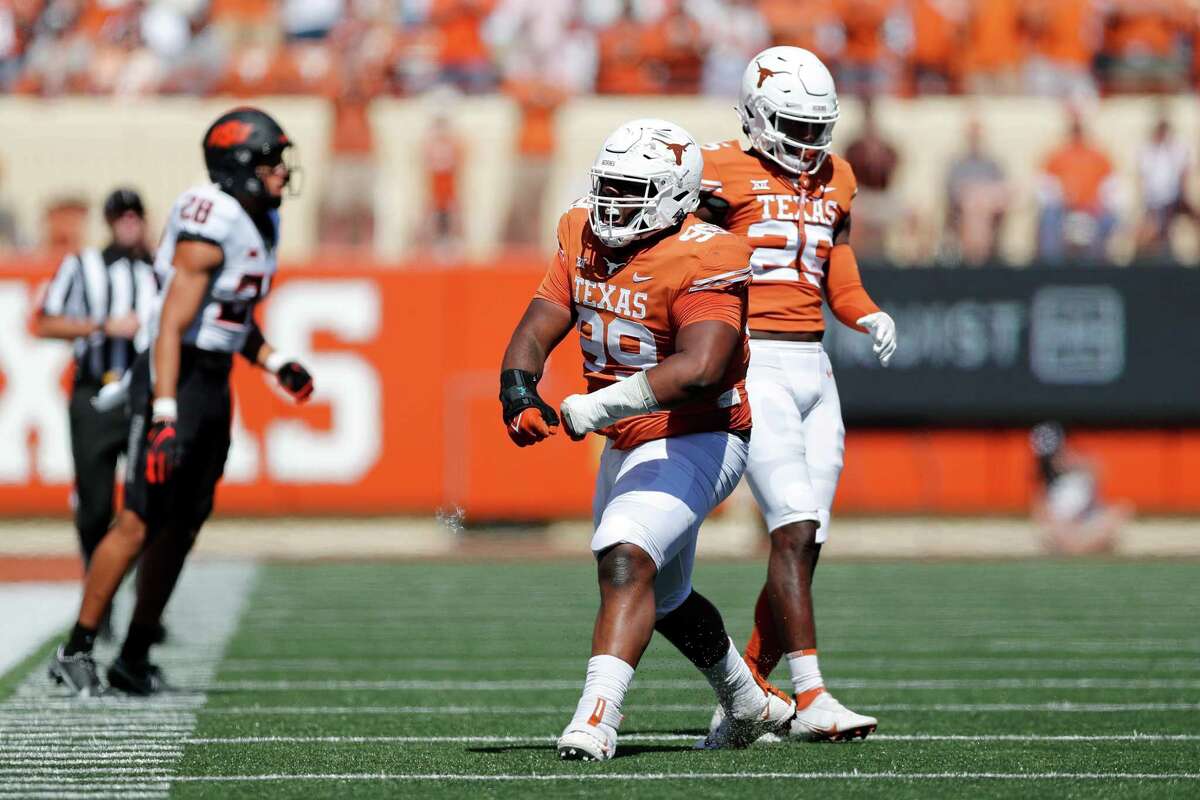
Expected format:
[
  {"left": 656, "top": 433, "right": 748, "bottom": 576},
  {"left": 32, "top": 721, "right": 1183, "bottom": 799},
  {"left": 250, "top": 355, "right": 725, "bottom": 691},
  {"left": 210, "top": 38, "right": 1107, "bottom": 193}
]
[
  {"left": 175, "top": 733, "right": 1200, "bottom": 745},
  {"left": 7, "top": 701, "right": 1188, "bottom": 718},
  {"left": 985, "top": 640, "right": 1200, "bottom": 653},
  {"left": 202, "top": 677, "right": 1200, "bottom": 691},
  {"left": 4, "top": 701, "right": 1194, "bottom": 724},
  {"left": 2, "top": 771, "right": 1196, "bottom": 786},
  {"left": 211, "top": 655, "right": 1200, "bottom": 673},
  {"left": 0, "top": 562, "right": 256, "bottom": 798}
]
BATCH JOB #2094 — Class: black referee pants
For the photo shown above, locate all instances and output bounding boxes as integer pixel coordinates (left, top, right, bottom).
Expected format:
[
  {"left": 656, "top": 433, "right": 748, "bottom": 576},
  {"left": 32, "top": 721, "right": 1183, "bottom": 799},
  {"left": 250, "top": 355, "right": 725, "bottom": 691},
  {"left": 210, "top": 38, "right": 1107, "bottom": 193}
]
[{"left": 68, "top": 381, "right": 131, "bottom": 563}]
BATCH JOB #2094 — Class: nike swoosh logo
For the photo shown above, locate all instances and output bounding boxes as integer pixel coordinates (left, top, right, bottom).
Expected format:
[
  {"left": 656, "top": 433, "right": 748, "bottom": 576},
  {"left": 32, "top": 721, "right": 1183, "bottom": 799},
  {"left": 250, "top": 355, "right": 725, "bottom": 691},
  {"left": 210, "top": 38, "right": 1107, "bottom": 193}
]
[{"left": 632, "top": 273, "right": 652, "bottom": 283}]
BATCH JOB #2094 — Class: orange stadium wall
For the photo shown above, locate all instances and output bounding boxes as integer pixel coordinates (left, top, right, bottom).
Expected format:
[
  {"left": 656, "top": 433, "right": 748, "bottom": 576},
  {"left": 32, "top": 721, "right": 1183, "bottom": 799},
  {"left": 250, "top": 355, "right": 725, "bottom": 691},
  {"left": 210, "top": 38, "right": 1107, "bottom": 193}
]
[{"left": 2, "top": 262, "right": 1198, "bottom": 519}]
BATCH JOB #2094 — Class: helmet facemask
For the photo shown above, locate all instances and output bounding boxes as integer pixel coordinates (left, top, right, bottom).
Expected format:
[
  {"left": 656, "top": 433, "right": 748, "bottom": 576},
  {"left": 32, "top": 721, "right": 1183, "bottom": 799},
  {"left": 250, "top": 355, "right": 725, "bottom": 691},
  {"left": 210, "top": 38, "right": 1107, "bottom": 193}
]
[
  {"left": 588, "top": 169, "right": 686, "bottom": 248},
  {"left": 743, "top": 96, "right": 837, "bottom": 175},
  {"left": 251, "top": 145, "right": 303, "bottom": 209}
]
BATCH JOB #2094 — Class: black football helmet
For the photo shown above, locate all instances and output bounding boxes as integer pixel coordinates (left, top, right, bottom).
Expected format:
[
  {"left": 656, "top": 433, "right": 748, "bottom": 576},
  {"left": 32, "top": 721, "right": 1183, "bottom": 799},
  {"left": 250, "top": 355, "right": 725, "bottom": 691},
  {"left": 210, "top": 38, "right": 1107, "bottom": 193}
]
[{"left": 203, "top": 107, "right": 297, "bottom": 208}]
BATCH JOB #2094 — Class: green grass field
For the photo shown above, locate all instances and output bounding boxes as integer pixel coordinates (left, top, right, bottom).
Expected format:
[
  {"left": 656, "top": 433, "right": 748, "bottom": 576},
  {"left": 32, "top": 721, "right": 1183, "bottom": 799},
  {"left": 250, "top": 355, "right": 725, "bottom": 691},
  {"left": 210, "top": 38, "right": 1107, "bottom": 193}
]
[{"left": 4, "top": 559, "right": 1200, "bottom": 798}]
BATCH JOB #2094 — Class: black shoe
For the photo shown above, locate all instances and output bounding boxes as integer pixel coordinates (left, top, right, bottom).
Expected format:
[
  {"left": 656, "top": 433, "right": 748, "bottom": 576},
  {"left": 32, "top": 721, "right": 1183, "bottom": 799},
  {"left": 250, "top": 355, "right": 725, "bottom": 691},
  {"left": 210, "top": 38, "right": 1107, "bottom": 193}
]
[
  {"left": 107, "top": 657, "right": 167, "bottom": 696},
  {"left": 48, "top": 646, "right": 103, "bottom": 697}
]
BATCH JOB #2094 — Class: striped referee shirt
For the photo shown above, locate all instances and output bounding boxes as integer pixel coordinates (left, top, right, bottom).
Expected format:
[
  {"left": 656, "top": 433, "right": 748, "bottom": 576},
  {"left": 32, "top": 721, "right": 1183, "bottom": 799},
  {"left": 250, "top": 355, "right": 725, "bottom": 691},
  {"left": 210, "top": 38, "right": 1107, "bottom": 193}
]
[{"left": 40, "top": 245, "right": 159, "bottom": 385}]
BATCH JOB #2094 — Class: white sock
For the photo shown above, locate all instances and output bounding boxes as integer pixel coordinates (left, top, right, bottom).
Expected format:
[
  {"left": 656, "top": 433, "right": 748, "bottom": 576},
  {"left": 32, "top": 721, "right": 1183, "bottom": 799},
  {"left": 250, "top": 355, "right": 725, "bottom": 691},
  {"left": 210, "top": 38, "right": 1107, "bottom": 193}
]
[
  {"left": 569, "top": 655, "right": 633, "bottom": 731},
  {"left": 786, "top": 649, "right": 824, "bottom": 697},
  {"left": 700, "top": 638, "right": 764, "bottom": 717}
]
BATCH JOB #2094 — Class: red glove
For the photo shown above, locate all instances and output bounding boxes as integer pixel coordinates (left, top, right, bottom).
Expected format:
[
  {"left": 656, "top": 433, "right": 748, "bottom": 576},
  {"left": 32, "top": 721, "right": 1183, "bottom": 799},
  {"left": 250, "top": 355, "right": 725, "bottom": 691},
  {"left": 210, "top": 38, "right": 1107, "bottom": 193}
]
[
  {"left": 507, "top": 406, "right": 559, "bottom": 447},
  {"left": 500, "top": 369, "right": 559, "bottom": 447},
  {"left": 145, "top": 419, "right": 178, "bottom": 484}
]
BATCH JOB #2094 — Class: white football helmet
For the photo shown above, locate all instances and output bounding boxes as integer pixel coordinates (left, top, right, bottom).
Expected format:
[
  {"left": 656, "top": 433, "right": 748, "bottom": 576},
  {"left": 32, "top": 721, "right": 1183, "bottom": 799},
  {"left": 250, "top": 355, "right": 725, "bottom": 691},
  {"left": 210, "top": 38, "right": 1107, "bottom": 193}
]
[
  {"left": 738, "top": 46, "right": 839, "bottom": 175},
  {"left": 588, "top": 118, "right": 702, "bottom": 248}
]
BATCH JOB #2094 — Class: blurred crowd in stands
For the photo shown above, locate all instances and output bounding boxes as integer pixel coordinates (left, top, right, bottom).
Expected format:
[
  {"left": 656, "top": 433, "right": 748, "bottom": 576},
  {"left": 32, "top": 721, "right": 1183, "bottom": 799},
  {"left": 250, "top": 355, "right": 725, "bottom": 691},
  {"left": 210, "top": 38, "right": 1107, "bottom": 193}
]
[
  {"left": 5, "top": 0, "right": 1200, "bottom": 99},
  {"left": 1, "top": 0, "right": 1199, "bottom": 266}
]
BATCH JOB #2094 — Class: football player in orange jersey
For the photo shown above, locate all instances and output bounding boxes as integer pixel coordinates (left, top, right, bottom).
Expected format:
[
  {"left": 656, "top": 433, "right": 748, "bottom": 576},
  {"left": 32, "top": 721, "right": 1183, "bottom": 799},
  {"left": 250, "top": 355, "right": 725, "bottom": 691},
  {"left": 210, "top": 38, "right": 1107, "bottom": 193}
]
[
  {"left": 500, "top": 119, "right": 795, "bottom": 761},
  {"left": 697, "top": 46, "right": 897, "bottom": 744}
]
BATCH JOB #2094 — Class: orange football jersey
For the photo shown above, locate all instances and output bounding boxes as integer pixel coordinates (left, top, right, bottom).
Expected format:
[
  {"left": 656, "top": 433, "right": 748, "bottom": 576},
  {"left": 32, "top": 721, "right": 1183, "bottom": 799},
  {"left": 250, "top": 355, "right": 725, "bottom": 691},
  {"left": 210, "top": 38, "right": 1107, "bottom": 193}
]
[
  {"left": 535, "top": 207, "right": 753, "bottom": 450},
  {"left": 700, "top": 141, "right": 878, "bottom": 334}
]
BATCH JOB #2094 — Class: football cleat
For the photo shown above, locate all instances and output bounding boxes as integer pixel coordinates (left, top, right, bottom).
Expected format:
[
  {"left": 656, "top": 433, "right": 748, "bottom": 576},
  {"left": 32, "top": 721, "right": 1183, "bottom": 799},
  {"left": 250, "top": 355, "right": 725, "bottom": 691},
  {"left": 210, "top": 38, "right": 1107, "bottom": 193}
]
[
  {"left": 697, "top": 688, "right": 795, "bottom": 750},
  {"left": 48, "top": 646, "right": 103, "bottom": 697},
  {"left": 106, "top": 657, "right": 168, "bottom": 696},
  {"left": 788, "top": 690, "right": 877, "bottom": 742},
  {"left": 557, "top": 721, "right": 618, "bottom": 762}
]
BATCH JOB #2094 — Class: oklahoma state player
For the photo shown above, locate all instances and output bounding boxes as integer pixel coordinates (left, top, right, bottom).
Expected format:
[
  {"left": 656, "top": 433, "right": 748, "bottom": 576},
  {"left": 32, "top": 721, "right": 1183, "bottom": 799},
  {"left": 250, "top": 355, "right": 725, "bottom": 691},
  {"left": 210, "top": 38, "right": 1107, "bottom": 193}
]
[
  {"left": 698, "top": 46, "right": 897, "bottom": 744},
  {"left": 500, "top": 119, "right": 794, "bottom": 761},
  {"left": 49, "top": 108, "right": 313, "bottom": 697}
]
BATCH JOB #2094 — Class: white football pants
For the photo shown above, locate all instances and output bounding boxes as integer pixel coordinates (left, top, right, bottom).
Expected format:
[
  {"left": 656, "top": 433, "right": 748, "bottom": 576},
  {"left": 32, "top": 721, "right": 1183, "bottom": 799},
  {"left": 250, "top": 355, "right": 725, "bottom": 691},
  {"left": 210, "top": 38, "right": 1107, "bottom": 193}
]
[
  {"left": 743, "top": 339, "right": 845, "bottom": 543},
  {"left": 590, "top": 430, "right": 749, "bottom": 618}
]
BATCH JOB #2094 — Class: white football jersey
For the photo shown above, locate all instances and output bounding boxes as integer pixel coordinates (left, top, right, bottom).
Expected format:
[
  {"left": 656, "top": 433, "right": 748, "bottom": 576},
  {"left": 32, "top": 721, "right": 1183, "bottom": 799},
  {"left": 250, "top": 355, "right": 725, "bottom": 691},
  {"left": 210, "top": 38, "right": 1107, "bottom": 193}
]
[{"left": 152, "top": 183, "right": 279, "bottom": 354}]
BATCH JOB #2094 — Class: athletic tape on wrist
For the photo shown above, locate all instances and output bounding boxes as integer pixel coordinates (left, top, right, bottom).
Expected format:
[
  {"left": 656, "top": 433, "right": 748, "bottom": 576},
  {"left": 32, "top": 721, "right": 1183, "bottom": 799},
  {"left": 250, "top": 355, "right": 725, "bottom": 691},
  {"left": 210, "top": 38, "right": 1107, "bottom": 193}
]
[
  {"left": 264, "top": 352, "right": 289, "bottom": 374},
  {"left": 151, "top": 397, "right": 177, "bottom": 421},
  {"left": 570, "top": 371, "right": 660, "bottom": 433}
]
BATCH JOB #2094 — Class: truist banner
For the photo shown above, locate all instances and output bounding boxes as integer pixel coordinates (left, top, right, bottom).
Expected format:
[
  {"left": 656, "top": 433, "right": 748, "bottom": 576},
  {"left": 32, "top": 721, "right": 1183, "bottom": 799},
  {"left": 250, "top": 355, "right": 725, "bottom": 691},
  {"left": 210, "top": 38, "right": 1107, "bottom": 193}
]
[{"left": 826, "top": 267, "right": 1200, "bottom": 425}]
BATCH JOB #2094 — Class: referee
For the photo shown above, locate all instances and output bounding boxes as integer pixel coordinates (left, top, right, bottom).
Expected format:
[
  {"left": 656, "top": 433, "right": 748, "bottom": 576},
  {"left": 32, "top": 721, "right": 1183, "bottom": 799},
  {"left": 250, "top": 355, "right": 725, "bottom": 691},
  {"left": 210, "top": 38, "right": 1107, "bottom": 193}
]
[{"left": 34, "top": 189, "right": 159, "bottom": 565}]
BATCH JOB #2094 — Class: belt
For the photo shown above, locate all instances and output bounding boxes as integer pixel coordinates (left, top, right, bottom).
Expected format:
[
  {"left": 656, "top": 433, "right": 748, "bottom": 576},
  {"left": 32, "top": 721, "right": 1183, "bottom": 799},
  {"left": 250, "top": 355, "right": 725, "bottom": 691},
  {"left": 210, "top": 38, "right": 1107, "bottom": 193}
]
[{"left": 749, "top": 330, "right": 824, "bottom": 342}]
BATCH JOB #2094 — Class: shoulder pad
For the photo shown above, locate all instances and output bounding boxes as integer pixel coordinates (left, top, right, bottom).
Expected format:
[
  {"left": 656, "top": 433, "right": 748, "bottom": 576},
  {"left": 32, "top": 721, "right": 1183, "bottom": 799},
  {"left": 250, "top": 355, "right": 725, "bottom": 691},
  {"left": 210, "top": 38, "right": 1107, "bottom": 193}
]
[{"left": 170, "top": 184, "right": 242, "bottom": 245}]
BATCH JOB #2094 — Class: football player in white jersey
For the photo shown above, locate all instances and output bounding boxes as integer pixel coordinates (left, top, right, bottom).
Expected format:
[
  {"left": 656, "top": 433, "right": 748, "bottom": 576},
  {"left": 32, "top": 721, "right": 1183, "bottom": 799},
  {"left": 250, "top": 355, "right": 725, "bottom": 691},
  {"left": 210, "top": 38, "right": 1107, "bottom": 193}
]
[{"left": 50, "top": 108, "right": 315, "bottom": 696}]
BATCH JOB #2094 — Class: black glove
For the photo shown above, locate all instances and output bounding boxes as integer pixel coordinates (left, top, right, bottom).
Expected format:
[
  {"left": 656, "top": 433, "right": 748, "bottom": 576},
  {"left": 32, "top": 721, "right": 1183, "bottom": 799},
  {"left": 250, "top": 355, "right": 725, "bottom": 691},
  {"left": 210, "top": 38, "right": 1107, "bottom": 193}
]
[
  {"left": 500, "top": 369, "right": 559, "bottom": 446},
  {"left": 277, "top": 361, "right": 314, "bottom": 403}
]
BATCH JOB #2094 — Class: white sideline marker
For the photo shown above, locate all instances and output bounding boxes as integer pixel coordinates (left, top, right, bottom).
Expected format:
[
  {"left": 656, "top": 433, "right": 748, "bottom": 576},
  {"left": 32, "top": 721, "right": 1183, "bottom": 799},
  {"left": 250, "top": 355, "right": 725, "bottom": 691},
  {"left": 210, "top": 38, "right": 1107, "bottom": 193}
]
[{"left": 0, "top": 562, "right": 256, "bottom": 799}]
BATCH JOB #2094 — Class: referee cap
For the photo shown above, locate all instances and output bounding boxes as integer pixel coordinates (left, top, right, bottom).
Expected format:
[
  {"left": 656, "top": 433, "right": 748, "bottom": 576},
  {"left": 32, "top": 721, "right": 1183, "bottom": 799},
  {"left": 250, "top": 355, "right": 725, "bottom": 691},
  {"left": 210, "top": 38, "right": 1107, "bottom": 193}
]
[{"left": 103, "top": 188, "right": 145, "bottom": 223}]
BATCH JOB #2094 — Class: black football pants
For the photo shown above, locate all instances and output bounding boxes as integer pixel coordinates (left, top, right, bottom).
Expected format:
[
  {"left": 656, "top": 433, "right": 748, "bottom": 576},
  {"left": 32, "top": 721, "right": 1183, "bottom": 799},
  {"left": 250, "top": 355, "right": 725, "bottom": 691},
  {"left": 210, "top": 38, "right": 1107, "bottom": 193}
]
[{"left": 68, "top": 381, "right": 131, "bottom": 564}]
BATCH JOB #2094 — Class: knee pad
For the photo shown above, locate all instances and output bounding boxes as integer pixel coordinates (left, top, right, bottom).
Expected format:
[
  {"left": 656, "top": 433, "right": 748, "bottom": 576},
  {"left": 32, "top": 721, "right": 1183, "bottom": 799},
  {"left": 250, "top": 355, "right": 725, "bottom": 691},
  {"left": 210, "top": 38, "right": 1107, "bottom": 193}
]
[{"left": 592, "top": 519, "right": 667, "bottom": 569}]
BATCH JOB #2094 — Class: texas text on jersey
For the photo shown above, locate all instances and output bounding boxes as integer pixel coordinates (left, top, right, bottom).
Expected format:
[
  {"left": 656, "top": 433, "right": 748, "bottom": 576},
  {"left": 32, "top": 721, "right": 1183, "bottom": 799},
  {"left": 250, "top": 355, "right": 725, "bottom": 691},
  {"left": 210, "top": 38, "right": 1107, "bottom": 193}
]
[
  {"left": 536, "top": 206, "right": 753, "bottom": 450},
  {"left": 152, "top": 182, "right": 278, "bottom": 353},
  {"left": 700, "top": 141, "right": 879, "bottom": 334}
]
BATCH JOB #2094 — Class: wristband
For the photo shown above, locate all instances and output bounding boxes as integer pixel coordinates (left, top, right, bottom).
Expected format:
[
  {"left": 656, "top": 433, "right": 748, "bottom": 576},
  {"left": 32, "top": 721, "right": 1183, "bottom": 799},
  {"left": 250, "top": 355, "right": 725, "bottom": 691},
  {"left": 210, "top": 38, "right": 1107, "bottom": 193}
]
[
  {"left": 152, "top": 397, "right": 177, "bottom": 421},
  {"left": 241, "top": 324, "right": 266, "bottom": 363},
  {"left": 264, "top": 351, "right": 289, "bottom": 374},
  {"left": 563, "top": 370, "right": 659, "bottom": 434}
]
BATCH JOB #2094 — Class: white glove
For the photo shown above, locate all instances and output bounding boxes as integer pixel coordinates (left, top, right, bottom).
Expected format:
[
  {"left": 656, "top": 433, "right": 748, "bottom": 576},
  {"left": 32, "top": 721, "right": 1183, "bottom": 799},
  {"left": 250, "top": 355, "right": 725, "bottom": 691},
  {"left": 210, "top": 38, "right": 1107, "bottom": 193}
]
[
  {"left": 91, "top": 371, "right": 132, "bottom": 412},
  {"left": 856, "top": 312, "right": 897, "bottom": 367}
]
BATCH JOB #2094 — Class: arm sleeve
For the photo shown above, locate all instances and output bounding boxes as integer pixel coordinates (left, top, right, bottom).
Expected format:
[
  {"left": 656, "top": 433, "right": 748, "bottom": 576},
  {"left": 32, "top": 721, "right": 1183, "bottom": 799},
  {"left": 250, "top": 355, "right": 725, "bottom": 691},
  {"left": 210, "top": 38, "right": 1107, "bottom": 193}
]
[
  {"left": 824, "top": 243, "right": 881, "bottom": 333},
  {"left": 40, "top": 254, "right": 81, "bottom": 316}
]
